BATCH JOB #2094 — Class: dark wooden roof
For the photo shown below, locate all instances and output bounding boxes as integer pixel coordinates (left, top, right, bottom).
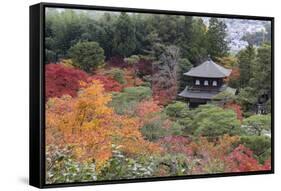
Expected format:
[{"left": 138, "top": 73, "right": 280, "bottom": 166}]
[
  {"left": 184, "top": 58, "right": 231, "bottom": 78},
  {"left": 178, "top": 86, "right": 236, "bottom": 99}
]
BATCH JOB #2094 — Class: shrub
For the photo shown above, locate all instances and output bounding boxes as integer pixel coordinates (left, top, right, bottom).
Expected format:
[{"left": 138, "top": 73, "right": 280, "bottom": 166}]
[
  {"left": 68, "top": 41, "right": 105, "bottom": 73},
  {"left": 192, "top": 104, "right": 242, "bottom": 138},
  {"left": 141, "top": 117, "right": 184, "bottom": 141},
  {"left": 135, "top": 59, "right": 153, "bottom": 77},
  {"left": 98, "top": 149, "right": 157, "bottom": 180},
  {"left": 106, "top": 56, "right": 129, "bottom": 68},
  {"left": 105, "top": 68, "right": 126, "bottom": 84},
  {"left": 240, "top": 136, "right": 271, "bottom": 164},
  {"left": 46, "top": 145, "right": 97, "bottom": 184},
  {"left": 110, "top": 86, "right": 152, "bottom": 115},
  {"left": 242, "top": 114, "right": 271, "bottom": 136}
]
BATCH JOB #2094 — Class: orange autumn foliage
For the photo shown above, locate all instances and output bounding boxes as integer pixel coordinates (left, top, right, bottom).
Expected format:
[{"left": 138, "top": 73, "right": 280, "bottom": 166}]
[
  {"left": 135, "top": 99, "right": 162, "bottom": 118},
  {"left": 46, "top": 80, "right": 160, "bottom": 170}
]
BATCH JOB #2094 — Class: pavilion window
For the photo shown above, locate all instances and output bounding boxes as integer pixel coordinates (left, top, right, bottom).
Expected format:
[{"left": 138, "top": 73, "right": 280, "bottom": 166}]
[
  {"left": 204, "top": 80, "right": 209, "bottom": 86},
  {"left": 195, "top": 80, "right": 200, "bottom": 85},
  {"left": 212, "top": 80, "right": 217, "bottom": 86}
]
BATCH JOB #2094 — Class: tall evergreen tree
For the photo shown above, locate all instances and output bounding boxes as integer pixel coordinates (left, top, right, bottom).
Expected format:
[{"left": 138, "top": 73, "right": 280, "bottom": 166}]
[
  {"left": 250, "top": 43, "right": 271, "bottom": 95},
  {"left": 206, "top": 18, "right": 229, "bottom": 60},
  {"left": 178, "top": 16, "right": 193, "bottom": 58},
  {"left": 237, "top": 45, "right": 256, "bottom": 88},
  {"left": 189, "top": 18, "right": 208, "bottom": 65},
  {"left": 112, "top": 12, "right": 137, "bottom": 57}
]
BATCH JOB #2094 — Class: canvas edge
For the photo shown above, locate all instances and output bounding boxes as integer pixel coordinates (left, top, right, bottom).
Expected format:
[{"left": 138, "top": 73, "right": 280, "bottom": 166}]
[{"left": 29, "top": 2, "right": 275, "bottom": 189}]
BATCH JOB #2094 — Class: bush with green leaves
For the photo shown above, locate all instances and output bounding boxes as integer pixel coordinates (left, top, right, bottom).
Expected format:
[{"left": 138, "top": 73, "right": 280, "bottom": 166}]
[
  {"left": 165, "top": 101, "right": 195, "bottom": 135},
  {"left": 110, "top": 86, "right": 152, "bottom": 115},
  {"left": 46, "top": 145, "right": 97, "bottom": 184},
  {"left": 105, "top": 68, "right": 126, "bottom": 84},
  {"left": 165, "top": 101, "right": 189, "bottom": 119},
  {"left": 191, "top": 104, "right": 242, "bottom": 138},
  {"left": 68, "top": 41, "right": 105, "bottom": 72},
  {"left": 242, "top": 114, "right": 271, "bottom": 136},
  {"left": 98, "top": 149, "right": 157, "bottom": 180},
  {"left": 141, "top": 115, "right": 184, "bottom": 141},
  {"left": 236, "top": 87, "right": 257, "bottom": 112},
  {"left": 240, "top": 135, "right": 271, "bottom": 164},
  {"left": 99, "top": 149, "right": 189, "bottom": 179}
]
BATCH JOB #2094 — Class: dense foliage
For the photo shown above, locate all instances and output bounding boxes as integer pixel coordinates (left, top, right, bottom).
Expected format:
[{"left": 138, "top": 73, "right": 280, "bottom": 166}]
[
  {"left": 45, "top": 9, "right": 272, "bottom": 183},
  {"left": 68, "top": 41, "right": 105, "bottom": 73},
  {"left": 45, "top": 63, "right": 88, "bottom": 99}
]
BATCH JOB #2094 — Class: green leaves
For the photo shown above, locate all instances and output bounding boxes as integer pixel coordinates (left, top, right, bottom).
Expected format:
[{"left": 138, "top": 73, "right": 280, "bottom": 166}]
[
  {"left": 206, "top": 18, "right": 229, "bottom": 60},
  {"left": 110, "top": 86, "right": 152, "bottom": 115},
  {"left": 240, "top": 136, "right": 271, "bottom": 163},
  {"left": 69, "top": 41, "right": 105, "bottom": 73},
  {"left": 46, "top": 146, "right": 97, "bottom": 184},
  {"left": 191, "top": 104, "right": 242, "bottom": 138},
  {"left": 112, "top": 12, "right": 137, "bottom": 57},
  {"left": 243, "top": 114, "right": 271, "bottom": 136}
]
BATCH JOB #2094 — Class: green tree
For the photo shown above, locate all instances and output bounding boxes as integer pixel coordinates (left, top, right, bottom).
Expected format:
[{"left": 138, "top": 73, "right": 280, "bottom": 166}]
[
  {"left": 112, "top": 12, "right": 137, "bottom": 57},
  {"left": 165, "top": 101, "right": 189, "bottom": 119},
  {"left": 206, "top": 18, "right": 229, "bottom": 60},
  {"left": 186, "top": 18, "right": 208, "bottom": 65},
  {"left": 45, "top": 9, "right": 89, "bottom": 62},
  {"left": 177, "top": 58, "right": 193, "bottom": 92},
  {"left": 192, "top": 104, "right": 242, "bottom": 138},
  {"left": 165, "top": 101, "right": 194, "bottom": 134},
  {"left": 237, "top": 45, "right": 256, "bottom": 88},
  {"left": 110, "top": 86, "right": 152, "bottom": 115},
  {"left": 105, "top": 68, "right": 127, "bottom": 85},
  {"left": 240, "top": 136, "right": 271, "bottom": 163},
  {"left": 68, "top": 41, "right": 105, "bottom": 73},
  {"left": 81, "top": 13, "right": 117, "bottom": 59},
  {"left": 250, "top": 43, "right": 271, "bottom": 96},
  {"left": 236, "top": 87, "right": 257, "bottom": 113},
  {"left": 243, "top": 114, "right": 271, "bottom": 136}
]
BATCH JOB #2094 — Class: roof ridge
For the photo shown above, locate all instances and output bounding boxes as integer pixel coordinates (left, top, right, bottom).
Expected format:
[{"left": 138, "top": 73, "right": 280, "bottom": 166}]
[{"left": 184, "top": 59, "right": 231, "bottom": 78}]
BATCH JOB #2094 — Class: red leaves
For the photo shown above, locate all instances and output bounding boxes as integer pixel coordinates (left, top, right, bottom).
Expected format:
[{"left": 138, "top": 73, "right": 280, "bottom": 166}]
[
  {"left": 89, "top": 75, "right": 122, "bottom": 92},
  {"left": 45, "top": 63, "right": 88, "bottom": 100},
  {"left": 46, "top": 63, "right": 123, "bottom": 101},
  {"left": 106, "top": 56, "right": 129, "bottom": 68},
  {"left": 153, "top": 87, "right": 177, "bottom": 106},
  {"left": 135, "top": 59, "right": 153, "bottom": 76},
  {"left": 226, "top": 144, "right": 271, "bottom": 172},
  {"left": 158, "top": 136, "right": 192, "bottom": 155}
]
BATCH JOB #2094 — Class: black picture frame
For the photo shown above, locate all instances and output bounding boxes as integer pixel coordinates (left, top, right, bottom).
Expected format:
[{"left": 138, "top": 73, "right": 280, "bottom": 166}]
[{"left": 30, "top": 2, "right": 275, "bottom": 189}]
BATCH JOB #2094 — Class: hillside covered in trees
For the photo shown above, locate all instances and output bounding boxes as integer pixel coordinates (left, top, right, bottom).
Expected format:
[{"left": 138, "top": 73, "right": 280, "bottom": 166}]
[{"left": 44, "top": 8, "right": 272, "bottom": 184}]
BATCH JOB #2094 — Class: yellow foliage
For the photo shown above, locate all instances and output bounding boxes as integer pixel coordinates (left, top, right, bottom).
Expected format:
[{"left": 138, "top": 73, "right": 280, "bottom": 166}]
[{"left": 46, "top": 80, "right": 160, "bottom": 171}]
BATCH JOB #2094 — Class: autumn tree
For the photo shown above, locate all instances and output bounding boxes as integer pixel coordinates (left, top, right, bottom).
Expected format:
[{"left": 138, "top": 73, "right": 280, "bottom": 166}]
[
  {"left": 45, "top": 63, "right": 88, "bottom": 99},
  {"left": 226, "top": 144, "right": 270, "bottom": 172},
  {"left": 46, "top": 80, "right": 160, "bottom": 170},
  {"left": 89, "top": 75, "right": 123, "bottom": 92}
]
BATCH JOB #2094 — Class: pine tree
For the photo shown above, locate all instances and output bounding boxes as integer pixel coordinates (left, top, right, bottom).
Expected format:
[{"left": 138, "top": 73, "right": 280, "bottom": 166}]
[
  {"left": 112, "top": 12, "right": 137, "bottom": 57},
  {"left": 206, "top": 18, "right": 229, "bottom": 60},
  {"left": 237, "top": 45, "right": 256, "bottom": 88}
]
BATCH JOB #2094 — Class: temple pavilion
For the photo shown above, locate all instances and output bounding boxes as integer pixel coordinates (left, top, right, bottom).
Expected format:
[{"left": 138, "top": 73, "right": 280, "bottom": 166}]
[{"left": 178, "top": 57, "right": 236, "bottom": 108}]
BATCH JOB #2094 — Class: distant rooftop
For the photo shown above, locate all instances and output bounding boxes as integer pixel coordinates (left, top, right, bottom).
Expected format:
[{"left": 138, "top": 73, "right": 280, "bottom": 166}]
[{"left": 184, "top": 58, "right": 231, "bottom": 78}]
